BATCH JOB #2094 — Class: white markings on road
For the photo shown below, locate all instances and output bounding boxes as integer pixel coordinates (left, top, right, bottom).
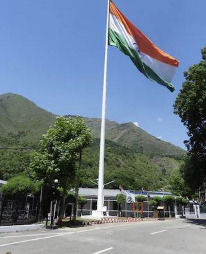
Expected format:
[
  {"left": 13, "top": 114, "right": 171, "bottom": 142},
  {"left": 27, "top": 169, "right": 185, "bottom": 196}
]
[
  {"left": 166, "top": 225, "right": 190, "bottom": 229},
  {"left": 0, "top": 220, "right": 168, "bottom": 248},
  {"left": 92, "top": 247, "right": 113, "bottom": 254},
  {"left": 0, "top": 232, "right": 75, "bottom": 247},
  {"left": 77, "top": 227, "right": 100, "bottom": 233},
  {"left": 151, "top": 229, "right": 167, "bottom": 235},
  {"left": 0, "top": 232, "right": 63, "bottom": 239},
  {"left": 106, "top": 230, "right": 113, "bottom": 235},
  {"left": 0, "top": 224, "right": 119, "bottom": 248},
  {"left": 180, "top": 225, "right": 190, "bottom": 228}
]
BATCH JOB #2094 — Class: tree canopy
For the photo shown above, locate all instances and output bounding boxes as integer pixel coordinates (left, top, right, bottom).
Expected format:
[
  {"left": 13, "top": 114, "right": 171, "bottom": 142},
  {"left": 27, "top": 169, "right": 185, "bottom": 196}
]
[
  {"left": 116, "top": 194, "right": 126, "bottom": 204},
  {"left": 135, "top": 195, "right": 147, "bottom": 203},
  {"left": 167, "top": 171, "right": 191, "bottom": 197},
  {"left": 30, "top": 116, "right": 92, "bottom": 190},
  {"left": 29, "top": 116, "right": 92, "bottom": 218},
  {"left": 1, "top": 175, "right": 39, "bottom": 199},
  {"left": 162, "top": 195, "right": 175, "bottom": 206},
  {"left": 149, "top": 196, "right": 162, "bottom": 207},
  {"left": 174, "top": 47, "right": 206, "bottom": 192}
]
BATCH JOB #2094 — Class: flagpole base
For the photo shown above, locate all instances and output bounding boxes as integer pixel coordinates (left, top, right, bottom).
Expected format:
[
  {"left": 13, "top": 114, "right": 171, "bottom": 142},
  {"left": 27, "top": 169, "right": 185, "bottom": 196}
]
[
  {"left": 81, "top": 211, "right": 116, "bottom": 220},
  {"left": 91, "top": 210, "right": 109, "bottom": 218},
  {"left": 81, "top": 207, "right": 117, "bottom": 220}
]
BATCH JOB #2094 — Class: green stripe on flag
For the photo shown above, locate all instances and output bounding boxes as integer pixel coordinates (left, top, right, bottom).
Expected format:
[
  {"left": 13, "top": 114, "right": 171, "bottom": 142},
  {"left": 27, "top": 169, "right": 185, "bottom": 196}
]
[{"left": 108, "top": 28, "right": 175, "bottom": 92}]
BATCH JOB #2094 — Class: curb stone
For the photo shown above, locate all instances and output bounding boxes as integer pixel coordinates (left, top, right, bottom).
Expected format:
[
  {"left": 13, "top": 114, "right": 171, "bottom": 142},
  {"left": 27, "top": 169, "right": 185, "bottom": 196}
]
[{"left": 0, "top": 224, "right": 45, "bottom": 234}]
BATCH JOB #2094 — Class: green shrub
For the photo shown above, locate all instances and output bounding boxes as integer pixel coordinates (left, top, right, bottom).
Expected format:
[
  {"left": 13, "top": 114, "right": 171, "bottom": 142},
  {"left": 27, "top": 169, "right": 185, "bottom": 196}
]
[
  {"left": 150, "top": 196, "right": 163, "bottom": 206},
  {"left": 163, "top": 195, "right": 175, "bottom": 205},
  {"left": 1, "top": 175, "right": 39, "bottom": 199},
  {"left": 181, "top": 198, "right": 189, "bottom": 206},
  {"left": 135, "top": 195, "right": 147, "bottom": 202},
  {"left": 175, "top": 197, "right": 183, "bottom": 205},
  {"left": 116, "top": 194, "right": 126, "bottom": 204}
]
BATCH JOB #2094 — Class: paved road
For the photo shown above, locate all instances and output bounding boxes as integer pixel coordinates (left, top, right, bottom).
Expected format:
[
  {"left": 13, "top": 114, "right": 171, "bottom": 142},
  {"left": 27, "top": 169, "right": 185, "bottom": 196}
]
[{"left": 0, "top": 219, "right": 205, "bottom": 254}]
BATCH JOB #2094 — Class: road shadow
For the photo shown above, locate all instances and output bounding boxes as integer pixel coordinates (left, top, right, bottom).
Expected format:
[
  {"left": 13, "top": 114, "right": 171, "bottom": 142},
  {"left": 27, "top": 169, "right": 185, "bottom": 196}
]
[{"left": 185, "top": 219, "right": 206, "bottom": 229}]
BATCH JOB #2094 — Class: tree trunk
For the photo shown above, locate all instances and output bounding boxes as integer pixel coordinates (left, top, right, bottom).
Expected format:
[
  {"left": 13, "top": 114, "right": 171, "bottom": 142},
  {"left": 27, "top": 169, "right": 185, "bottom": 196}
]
[
  {"left": 119, "top": 203, "right": 122, "bottom": 217},
  {"left": 59, "top": 191, "right": 66, "bottom": 220},
  {"left": 73, "top": 186, "right": 79, "bottom": 222},
  {"left": 73, "top": 149, "right": 82, "bottom": 223}
]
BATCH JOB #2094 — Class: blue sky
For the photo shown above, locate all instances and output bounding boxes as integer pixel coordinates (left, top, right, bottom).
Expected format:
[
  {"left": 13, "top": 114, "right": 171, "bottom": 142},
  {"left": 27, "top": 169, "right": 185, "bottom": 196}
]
[{"left": 0, "top": 0, "right": 206, "bottom": 149}]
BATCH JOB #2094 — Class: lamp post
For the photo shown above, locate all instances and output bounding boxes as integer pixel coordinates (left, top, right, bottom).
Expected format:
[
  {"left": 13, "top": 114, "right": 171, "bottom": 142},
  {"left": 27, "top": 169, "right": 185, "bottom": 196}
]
[
  {"left": 50, "top": 179, "right": 59, "bottom": 228},
  {"left": 38, "top": 185, "right": 43, "bottom": 221}
]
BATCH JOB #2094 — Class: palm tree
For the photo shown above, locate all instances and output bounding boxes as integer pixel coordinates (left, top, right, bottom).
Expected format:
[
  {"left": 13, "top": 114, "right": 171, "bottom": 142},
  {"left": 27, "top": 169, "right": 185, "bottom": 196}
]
[
  {"left": 116, "top": 194, "right": 126, "bottom": 217},
  {"left": 135, "top": 195, "right": 147, "bottom": 218}
]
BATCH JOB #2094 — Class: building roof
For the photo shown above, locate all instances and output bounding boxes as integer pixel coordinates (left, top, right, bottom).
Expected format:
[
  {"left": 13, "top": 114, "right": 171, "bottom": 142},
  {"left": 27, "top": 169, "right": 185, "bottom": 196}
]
[
  {"left": 79, "top": 188, "right": 172, "bottom": 198},
  {"left": 79, "top": 188, "right": 121, "bottom": 197}
]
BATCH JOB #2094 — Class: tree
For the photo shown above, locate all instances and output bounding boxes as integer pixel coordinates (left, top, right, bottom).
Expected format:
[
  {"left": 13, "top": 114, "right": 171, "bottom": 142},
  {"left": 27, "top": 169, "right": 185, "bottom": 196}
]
[
  {"left": 116, "top": 194, "right": 126, "bottom": 217},
  {"left": 1, "top": 175, "right": 39, "bottom": 224},
  {"left": 1, "top": 175, "right": 39, "bottom": 200},
  {"left": 175, "top": 197, "right": 189, "bottom": 207},
  {"left": 78, "top": 196, "right": 87, "bottom": 216},
  {"left": 149, "top": 196, "right": 162, "bottom": 210},
  {"left": 163, "top": 195, "right": 175, "bottom": 217},
  {"left": 30, "top": 116, "right": 92, "bottom": 219},
  {"left": 175, "top": 197, "right": 189, "bottom": 216},
  {"left": 135, "top": 195, "right": 146, "bottom": 217},
  {"left": 135, "top": 195, "right": 147, "bottom": 203},
  {"left": 168, "top": 171, "right": 191, "bottom": 197},
  {"left": 174, "top": 47, "right": 206, "bottom": 192}
]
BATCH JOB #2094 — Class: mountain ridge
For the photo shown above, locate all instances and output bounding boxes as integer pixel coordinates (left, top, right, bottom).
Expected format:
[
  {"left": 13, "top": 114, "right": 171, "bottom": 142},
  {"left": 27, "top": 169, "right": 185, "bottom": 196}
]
[
  {"left": 0, "top": 93, "right": 185, "bottom": 158},
  {"left": 0, "top": 93, "right": 185, "bottom": 190}
]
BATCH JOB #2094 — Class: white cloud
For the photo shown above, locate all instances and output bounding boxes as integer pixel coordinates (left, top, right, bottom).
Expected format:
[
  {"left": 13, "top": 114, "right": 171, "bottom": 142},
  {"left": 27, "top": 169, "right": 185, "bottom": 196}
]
[
  {"left": 157, "top": 117, "right": 163, "bottom": 122},
  {"left": 133, "top": 122, "right": 139, "bottom": 127},
  {"left": 157, "top": 136, "right": 162, "bottom": 140}
]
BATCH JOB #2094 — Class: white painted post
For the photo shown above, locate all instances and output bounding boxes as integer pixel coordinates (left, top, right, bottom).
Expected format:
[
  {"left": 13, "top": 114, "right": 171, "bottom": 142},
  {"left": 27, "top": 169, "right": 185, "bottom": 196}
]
[{"left": 97, "top": 0, "right": 110, "bottom": 215}]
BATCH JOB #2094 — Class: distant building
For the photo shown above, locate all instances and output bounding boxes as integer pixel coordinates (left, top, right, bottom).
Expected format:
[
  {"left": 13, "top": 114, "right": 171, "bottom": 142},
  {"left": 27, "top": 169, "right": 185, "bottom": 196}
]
[{"left": 76, "top": 188, "right": 173, "bottom": 217}]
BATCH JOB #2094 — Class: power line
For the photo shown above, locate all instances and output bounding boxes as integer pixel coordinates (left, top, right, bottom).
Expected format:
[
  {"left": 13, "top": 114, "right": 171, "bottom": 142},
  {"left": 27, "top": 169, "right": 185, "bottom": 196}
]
[{"left": 0, "top": 147, "right": 36, "bottom": 150}]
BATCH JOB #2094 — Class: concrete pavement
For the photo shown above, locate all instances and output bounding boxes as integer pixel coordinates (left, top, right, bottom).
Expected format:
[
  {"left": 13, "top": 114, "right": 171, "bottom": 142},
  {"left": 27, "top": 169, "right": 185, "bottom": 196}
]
[{"left": 0, "top": 219, "right": 205, "bottom": 254}]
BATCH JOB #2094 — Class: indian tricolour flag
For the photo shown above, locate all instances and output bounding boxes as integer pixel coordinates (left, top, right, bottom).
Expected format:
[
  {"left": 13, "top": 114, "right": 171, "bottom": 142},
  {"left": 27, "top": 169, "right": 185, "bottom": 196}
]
[{"left": 109, "top": 1, "right": 179, "bottom": 92}]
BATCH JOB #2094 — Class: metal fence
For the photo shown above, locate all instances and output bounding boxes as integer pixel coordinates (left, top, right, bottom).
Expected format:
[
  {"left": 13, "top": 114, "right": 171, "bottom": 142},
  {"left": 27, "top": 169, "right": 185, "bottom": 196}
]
[
  {"left": 185, "top": 204, "right": 206, "bottom": 219},
  {"left": 0, "top": 198, "right": 38, "bottom": 226}
]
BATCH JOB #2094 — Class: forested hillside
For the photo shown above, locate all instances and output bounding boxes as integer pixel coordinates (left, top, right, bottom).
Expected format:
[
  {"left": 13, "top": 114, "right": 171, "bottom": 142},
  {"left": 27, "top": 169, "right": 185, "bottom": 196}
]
[
  {"left": 83, "top": 117, "right": 185, "bottom": 158},
  {"left": 0, "top": 93, "right": 185, "bottom": 190}
]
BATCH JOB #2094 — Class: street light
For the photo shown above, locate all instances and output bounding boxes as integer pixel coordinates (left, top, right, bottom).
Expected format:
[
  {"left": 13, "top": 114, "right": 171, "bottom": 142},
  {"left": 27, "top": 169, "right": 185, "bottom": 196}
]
[{"left": 50, "top": 179, "right": 59, "bottom": 228}]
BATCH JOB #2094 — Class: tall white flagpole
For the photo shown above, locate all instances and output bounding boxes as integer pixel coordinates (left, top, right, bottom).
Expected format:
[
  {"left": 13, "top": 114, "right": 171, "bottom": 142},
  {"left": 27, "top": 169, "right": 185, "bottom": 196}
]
[{"left": 97, "top": 0, "right": 110, "bottom": 214}]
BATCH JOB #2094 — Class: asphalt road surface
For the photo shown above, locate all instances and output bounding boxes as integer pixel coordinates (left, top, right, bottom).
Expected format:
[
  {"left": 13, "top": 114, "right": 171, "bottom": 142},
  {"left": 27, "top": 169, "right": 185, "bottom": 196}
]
[{"left": 0, "top": 219, "right": 205, "bottom": 254}]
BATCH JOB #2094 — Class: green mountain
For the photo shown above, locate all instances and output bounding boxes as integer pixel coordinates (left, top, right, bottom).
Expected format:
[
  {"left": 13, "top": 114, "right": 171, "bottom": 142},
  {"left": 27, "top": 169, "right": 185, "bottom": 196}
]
[
  {"left": 0, "top": 93, "right": 185, "bottom": 190},
  {"left": 81, "top": 139, "right": 182, "bottom": 190},
  {"left": 0, "top": 93, "right": 56, "bottom": 144},
  {"left": 83, "top": 117, "right": 185, "bottom": 158}
]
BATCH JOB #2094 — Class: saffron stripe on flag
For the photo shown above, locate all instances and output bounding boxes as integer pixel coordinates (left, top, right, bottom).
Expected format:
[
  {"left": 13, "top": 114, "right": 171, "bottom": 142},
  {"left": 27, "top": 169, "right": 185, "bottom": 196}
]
[{"left": 109, "top": 1, "right": 179, "bottom": 67}]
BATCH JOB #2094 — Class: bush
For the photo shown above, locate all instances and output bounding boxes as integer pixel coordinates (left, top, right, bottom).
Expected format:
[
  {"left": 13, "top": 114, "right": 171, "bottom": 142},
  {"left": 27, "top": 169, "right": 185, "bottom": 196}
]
[
  {"left": 135, "top": 195, "right": 147, "bottom": 202},
  {"left": 1, "top": 175, "right": 39, "bottom": 199},
  {"left": 150, "top": 196, "right": 163, "bottom": 206},
  {"left": 116, "top": 194, "right": 126, "bottom": 204},
  {"left": 175, "top": 197, "right": 183, "bottom": 205},
  {"left": 181, "top": 198, "right": 189, "bottom": 206},
  {"left": 149, "top": 200, "right": 157, "bottom": 207},
  {"left": 163, "top": 195, "right": 175, "bottom": 206},
  {"left": 78, "top": 196, "right": 87, "bottom": 207}
]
